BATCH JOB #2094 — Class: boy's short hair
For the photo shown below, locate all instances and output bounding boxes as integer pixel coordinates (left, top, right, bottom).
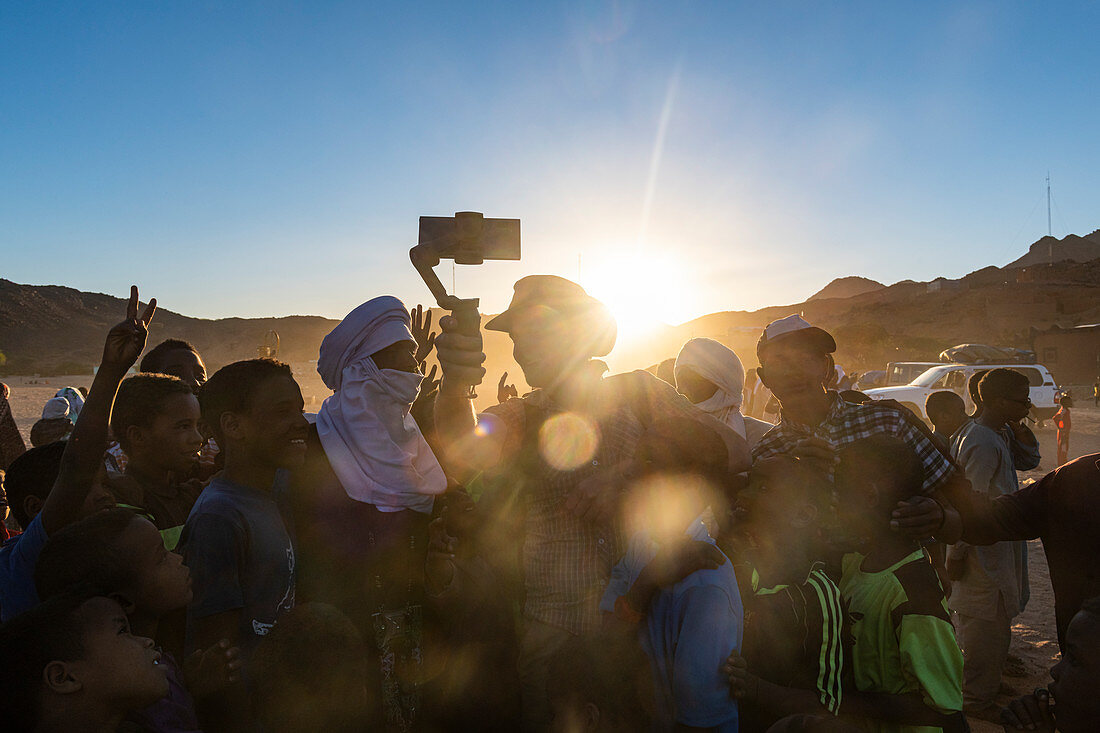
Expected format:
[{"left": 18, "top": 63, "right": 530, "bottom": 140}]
[
  {"left": 968, "top": 369, "right": 990, "bottom": 406},
  {"left": 978, "top": 368, "right": 1029, "bottom": 403},
  {"left": 0, "top": 586, "right": 104, "bottom": 731},
  {"left": 35, "top": 508, "right": 140, "bottom": 602},
  {"left": 925, "top": 390, "right": 964, "bottom": 416},
  {"left": 140, "top": 339, "right": 199, "bottom": 374},
  {"left": 837, "top": 435, "right": 924, "bottom": 507},
  {"left": 199, "top": 359, "right": 293, "bottom": 445},
  {"left": 546, "top": 632, "right": 652, "bottom": 731},
  {"left": 250, "top": 603, "right": 370, "bottom": 733},
  {"left": 4, "top": 441, "right": 66, "bottom": 529},
  {"left": 110, "top": 374, "right": 195, "bottom": 453}
]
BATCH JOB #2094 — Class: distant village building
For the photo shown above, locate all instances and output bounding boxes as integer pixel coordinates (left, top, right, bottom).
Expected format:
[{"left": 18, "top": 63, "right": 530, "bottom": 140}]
[{"left": 1031, "top": 324, "right": 1100, "bottom": 385}]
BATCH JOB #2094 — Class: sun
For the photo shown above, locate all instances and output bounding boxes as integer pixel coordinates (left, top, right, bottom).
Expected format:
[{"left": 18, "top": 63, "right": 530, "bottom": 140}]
[{"left": 578, "top": 246, "right": 696, "bottom": 342}]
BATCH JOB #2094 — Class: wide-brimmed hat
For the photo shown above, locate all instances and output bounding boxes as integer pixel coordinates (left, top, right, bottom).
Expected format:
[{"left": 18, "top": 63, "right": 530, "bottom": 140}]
[
  {"left": 756, "top": 314, "right": 836, "bottom": 361},
  {"left": 486, "top": 275, "right": 617, "bottom": 357}
]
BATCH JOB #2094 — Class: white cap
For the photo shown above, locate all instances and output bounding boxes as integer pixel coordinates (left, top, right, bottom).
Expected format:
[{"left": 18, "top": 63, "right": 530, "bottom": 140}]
[{"left": 757, "top": 315, "right": 837, "bottom": 358}]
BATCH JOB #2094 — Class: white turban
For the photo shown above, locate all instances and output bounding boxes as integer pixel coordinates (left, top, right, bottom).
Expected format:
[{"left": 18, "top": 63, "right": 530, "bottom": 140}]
[
  {"left": 315, "top": 296, "right": 446, "bottom": 513},
  {"left": 674, "top": 337, "right": 747, "bottom": 440},
  {"left": 42, "top": 396, "right": 71, "bottom": 421}
]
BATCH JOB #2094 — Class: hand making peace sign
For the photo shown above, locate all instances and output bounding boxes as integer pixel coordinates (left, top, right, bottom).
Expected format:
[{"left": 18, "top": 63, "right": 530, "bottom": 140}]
[{"left": 101, "top": 285, "right": 157, "bottom": 373}]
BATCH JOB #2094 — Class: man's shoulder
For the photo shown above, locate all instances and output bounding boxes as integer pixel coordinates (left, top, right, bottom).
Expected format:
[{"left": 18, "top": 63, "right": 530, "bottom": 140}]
[
  {"left": 671, "top": 559, "right": 740, "bottom": 605},
  {"left": 954, "top": 421, "right": 1006, "bottom": 452},
  {"left": 0, "top": 515, "right": 45, "bottom": 560},
  {"left": 186, "top": 479, "right": 248, "bottom": 522},
  {"left": 833, "top": 398, "right": 911, "bottom": 429}
]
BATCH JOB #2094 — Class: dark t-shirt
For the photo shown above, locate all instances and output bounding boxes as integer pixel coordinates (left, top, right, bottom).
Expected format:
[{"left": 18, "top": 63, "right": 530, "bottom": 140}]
[
  {"left": 110, "top": 470, "right": 205, "bottom": 550},
  {"left": 180, "top": 472, "right": 296, "bottom": 656},
  {"left": 960, "top": 453, "right": 1100, "bottom": 649}
]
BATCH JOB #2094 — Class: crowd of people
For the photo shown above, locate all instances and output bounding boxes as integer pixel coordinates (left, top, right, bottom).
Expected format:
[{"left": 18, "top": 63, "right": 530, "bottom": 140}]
[{"left": 0, "top": 276, "right": 1096, "bottom": 733}]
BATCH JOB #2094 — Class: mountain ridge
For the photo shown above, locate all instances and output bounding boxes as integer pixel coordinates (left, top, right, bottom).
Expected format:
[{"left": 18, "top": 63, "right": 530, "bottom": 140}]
[{"left": 4, "top": 232, "right": 1100, "bottom": 384}]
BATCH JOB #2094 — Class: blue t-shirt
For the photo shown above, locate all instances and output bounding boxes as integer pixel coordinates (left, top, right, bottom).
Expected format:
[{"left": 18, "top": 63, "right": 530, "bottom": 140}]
[
  {"left": 180, "top": 472, "right": 296, "bottom": 657},
  {"left": 0, "top": 514, "right": 49, "bottom": 621},
  {"left": 601, "top": 518, "right": 743, "bottom": 732}
]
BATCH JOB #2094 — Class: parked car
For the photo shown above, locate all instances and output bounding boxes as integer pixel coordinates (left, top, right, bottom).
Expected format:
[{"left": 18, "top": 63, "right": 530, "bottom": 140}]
[
  {"left": 885, "top": 361, "right": 946, "bottom": 386},
  {"left": 855, "top": 370, "right": 886, "bottom": 390},
  {"left": 864, "top": 363, "right": 1060, "bottom": 422}
]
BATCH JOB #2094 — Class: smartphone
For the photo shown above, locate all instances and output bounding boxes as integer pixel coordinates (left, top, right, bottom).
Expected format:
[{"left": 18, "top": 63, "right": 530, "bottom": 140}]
[{"left": 418, "top": 213, "right": 521, "bottom": 265}]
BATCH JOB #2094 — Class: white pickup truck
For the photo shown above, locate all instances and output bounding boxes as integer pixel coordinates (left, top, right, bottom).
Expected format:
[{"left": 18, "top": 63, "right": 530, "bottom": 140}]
[{"left": 863, "top": 363, "right": 1060, "bottom": 422}]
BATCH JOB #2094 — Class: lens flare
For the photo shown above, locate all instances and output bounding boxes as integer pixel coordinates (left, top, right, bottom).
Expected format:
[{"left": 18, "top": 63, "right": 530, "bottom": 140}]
[
  {"left": 538, "top": 412, "right": 599, "bottom": 471},
  {"left": 622, "top": 472, "right": 716, "bottom": 541}
]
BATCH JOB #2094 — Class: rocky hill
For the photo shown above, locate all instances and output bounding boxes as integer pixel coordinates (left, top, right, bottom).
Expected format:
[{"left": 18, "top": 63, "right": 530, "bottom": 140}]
[
  {"left": 1007, "top": 230, "right": 1100, "bottom": 268},
  {"left": 0, "top": 279, "right": 341, "bottom": 375},
  {"left": 4, "top": 231, "right": 1100, "bottom": 402},
  {"left": 807, "top": 276, "right": 885, "bottom": 301}
]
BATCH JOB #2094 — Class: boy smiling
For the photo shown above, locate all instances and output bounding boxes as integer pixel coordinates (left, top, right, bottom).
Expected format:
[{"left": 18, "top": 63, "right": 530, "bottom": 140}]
[{"left": 181, "top": 358, "right": 308, "bottom": 659}]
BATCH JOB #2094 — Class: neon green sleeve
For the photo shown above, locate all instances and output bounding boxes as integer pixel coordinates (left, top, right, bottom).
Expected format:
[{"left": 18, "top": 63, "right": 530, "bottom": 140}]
[{"left": 898, "top": 614, "right": 964, "bottom": 714}]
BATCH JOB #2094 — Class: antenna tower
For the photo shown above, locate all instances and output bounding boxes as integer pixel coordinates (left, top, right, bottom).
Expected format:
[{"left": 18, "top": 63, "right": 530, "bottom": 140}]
[{"left": 1047, "top": 173, "right": 1053, "bottom": 265}]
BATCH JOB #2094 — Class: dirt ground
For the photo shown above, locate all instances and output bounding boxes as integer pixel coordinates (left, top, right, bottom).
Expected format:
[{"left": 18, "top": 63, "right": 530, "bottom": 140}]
[{"left": 6, "top": 376, "right": 1097, "bottom": 728}]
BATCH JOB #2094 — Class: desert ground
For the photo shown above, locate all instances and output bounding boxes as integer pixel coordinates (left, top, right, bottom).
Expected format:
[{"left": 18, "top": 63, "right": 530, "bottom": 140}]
[{"left": 6, "top": 374, "right": 1096, "bottom": 728}]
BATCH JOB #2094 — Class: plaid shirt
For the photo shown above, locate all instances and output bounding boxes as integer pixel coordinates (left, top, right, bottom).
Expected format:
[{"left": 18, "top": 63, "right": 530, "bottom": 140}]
[
  {"left": 752, "top": 392, "right": 955, "bottom": 494},
  {"left": 482, "top": 370, "right": 717, "bottom": 634}
]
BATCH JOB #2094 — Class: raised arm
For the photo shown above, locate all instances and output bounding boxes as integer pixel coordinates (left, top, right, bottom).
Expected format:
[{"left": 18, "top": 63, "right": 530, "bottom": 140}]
[
  {"left": 41, "top": 286, "right": 155, "bottom": 535},
  {"left": 432, "top": 314, "right": 504, "bottom": 476}
]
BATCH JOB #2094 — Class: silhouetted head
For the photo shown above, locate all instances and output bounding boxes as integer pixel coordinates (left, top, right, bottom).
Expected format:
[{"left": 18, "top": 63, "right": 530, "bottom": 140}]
[
  {"left": 199, "top": 359, "right": 308, "bottom": 469},
  {"left": 140, "top": 339, "right": 207, "bottom": 393},
  {"left": 486, "top": 276, "right": 616, "bottom": 389},
  {"left": 925, "top": 390, "right": 966, "bottom": 437},
  {"left": 977, "top": 368, "right": 1031, "bottom": 426},
  {"left": 756, "top": 315, "right": 836, "bottom": 407}
]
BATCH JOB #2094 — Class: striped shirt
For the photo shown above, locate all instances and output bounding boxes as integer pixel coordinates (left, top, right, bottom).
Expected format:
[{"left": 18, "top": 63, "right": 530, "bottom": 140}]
[
  {"left": 752, "top": 393, "right": 955, "bottom": 494},
  {"left": 480, "top": 370, "right": 722, "bottom": 634},
  {"left": 742, "top": 563, "right": 844, "bottom": 725}
]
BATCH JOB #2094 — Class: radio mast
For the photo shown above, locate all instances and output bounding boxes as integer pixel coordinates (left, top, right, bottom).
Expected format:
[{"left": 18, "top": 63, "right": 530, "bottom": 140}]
[{"left": 1047, "top": 172, "right": 1053, "bottom": 265}]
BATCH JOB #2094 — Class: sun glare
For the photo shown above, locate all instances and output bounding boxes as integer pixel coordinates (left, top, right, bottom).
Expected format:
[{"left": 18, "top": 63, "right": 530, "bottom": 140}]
[{"left": 579, "top": 246, "right": 695, "bottom": 342}]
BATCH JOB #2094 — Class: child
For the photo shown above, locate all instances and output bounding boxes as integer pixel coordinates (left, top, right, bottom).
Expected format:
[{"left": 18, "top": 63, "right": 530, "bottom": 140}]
[
  {"left": 924, "top": 391, "right": 967, "bottom": 451},
  {"left": 0, "top": 286, "right": 154, "bottom": 621},
  {"left": 34, "top": 507, "right": 242, "bottom": 732},
  {"left": 181, "top": 358, "right": 307, "bottom": 658},
  {"left": 725, "top": 457, "right": 845, "bottom": 732},
  {"left": 834, "top": 435, "right": 965, "bottom": 733},
  {"left": 109, "top": 338, "right": 213, "bottom": 477},
  {"left": 1053, "top": 395, "right": 1072, "bottom": 466},
  {"left": 0, "top": 588, "right": 169, "bottom": 732},
  {"left": 600, "top": 418, "right": 743, "bottom": 732},
  {"left": 108, "top": 374, "right": 205, "bottom": 549},
  {"left": 1001, "top": 594, "right": 1100, "bottom": 732},
  {"left": 140, "top": 339, "right": 209, "bottom": 393},
  {"left": 249, "top": 602, "right": 372, "bottom": 733}
]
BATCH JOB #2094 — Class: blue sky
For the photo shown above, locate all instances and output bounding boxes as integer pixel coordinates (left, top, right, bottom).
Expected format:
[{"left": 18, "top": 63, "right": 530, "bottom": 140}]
[{"left": 2, "top": 1, "right": 1098, "bottom": 330}]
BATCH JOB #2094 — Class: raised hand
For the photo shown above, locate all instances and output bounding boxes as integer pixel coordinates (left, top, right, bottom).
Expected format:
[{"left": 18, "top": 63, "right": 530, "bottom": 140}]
[
  {"left": 497, "top": 372, "right": 518, "bottom": 403},
  {"left": 435, "top": 314, "right": 486, "bottom": 390},
  {"left": 410, "top": 304, "right": 438, "bottom": 364},
  {"left": 411, "top": 363, "right": 441, "bottom": 428},
  {"left": 101, "top": 285, "right": 156, "bottom": 373}
]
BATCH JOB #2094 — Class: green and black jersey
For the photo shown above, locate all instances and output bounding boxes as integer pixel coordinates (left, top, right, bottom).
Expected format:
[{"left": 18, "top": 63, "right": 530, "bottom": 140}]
[{"left": 839, "top": 549, "right": 964, "bottom": 733}]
